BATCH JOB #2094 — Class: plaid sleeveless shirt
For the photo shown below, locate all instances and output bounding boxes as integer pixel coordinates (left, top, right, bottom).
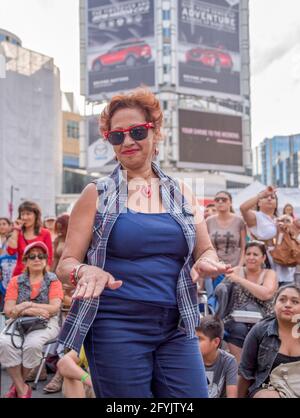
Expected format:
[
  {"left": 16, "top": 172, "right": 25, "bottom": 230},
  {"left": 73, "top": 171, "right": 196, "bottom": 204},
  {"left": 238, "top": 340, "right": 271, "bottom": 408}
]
[{"left": 58, "top": 162, "right": 200, "bottom": 353}]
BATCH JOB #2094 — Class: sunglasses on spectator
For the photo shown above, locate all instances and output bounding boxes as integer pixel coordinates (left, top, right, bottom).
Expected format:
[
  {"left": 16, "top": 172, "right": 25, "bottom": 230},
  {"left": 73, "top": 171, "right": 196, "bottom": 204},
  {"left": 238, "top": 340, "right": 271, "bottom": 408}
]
[
  {"left": 27, "top": 254, "right": 47, "bottom": 260},
  {"left": 261, "top": 194, "right": 276, "bottom": 200},
  {"left": 104, "top": 123, "right": 154, "bottom": 145},
  {"left": 214, "top": 197, "right": 229, "bottom": 203}
]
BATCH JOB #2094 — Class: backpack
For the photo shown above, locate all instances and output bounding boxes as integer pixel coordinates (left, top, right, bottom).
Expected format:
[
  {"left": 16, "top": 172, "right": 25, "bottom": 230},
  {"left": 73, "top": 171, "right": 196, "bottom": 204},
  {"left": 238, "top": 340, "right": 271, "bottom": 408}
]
[{"left": 270, "top": 223, "right": 300, "bottom": 267}]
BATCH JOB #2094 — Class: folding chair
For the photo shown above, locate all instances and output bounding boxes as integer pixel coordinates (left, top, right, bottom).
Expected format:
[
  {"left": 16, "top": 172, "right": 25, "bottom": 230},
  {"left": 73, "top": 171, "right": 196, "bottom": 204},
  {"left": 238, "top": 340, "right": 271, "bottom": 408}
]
[
  {"left": 31, "top": 337, "right": 60, "bottom": 390},
  {"left": 31, "top": 307, "right": 69, "bottom": 390}
]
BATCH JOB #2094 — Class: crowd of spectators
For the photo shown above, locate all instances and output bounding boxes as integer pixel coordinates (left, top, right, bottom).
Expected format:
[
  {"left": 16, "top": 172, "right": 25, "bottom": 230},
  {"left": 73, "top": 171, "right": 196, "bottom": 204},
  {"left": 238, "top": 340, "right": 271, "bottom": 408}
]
[{"left": 0, "top": 185, "right": 300, "bottom": 398}]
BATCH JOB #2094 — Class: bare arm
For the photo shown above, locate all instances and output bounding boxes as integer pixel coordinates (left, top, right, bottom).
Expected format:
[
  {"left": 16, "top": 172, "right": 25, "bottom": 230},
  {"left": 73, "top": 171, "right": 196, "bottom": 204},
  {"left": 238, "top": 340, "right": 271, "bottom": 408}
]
[
  {"left": 238, "top": 375, "right": 252, "bottom": 398},
  {"left": 6, "top": 229, "right": 19, "bottom": 251},
  {"left": 227, "top": 268, "right": 278, "bottom": 301},
  {"left": 57, "top": 183, "right": 122, "bottom": 299},
  {"left": 26, "top": 299, "right": 62, "bottom": 316},
  {"left": 237, "top": 226, "right": 247, "bottom": 267},
  {"left": 4, "top": 300, "right": 30, "bottom": 319},
  {"left": 239, "top": 197, "right": 259, "bottom": 228},
  {"left": 240, "top": 186, "right": 277, "bottom": 228},
  {"left": 56, "top": 183, "right": 98, "bottom": 284},
  {"left": 226, "top": 385, "right": 238, "bottom": 398}
]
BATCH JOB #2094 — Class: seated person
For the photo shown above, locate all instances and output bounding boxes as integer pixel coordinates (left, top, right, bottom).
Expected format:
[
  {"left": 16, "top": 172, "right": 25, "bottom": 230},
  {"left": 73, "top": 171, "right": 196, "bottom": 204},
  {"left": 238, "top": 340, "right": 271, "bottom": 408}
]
[
  {"left": 0, "top": 241, "right": 63, "bottom": 398},
  {"left": 238, "top": 284, "right": 300, "bottom": 398},
  {"left": 57, "top": 347, "right": 94, "bottom": 398},
  {"left": 216, "top": 241, "right": 278, "bottom": 363},
  {"left": 196, "top": 315, "right": 238, "bottom": 398}
]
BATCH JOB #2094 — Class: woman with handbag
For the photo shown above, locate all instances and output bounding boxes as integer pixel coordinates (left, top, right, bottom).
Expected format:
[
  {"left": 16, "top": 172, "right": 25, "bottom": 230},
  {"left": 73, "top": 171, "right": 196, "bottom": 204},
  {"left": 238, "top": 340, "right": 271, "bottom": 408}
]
[
  {"left": 238, "top": 284, "right": 300, "bottom": 398},
  {"left": 240, "top": 186, "right": 296, "bottom": 286},
  {"left": 215, "top": 241, "right": 278, "bottom": 363},
  {"left": 0, "top": 241, "right": 63, "bottom": 398}
]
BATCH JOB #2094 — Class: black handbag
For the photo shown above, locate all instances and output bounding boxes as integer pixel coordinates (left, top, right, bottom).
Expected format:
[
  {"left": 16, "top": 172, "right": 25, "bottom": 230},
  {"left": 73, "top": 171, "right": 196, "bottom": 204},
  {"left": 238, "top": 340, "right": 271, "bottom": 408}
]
[{"left": 5, "top": 316, "right": 48, "bottom": 349}]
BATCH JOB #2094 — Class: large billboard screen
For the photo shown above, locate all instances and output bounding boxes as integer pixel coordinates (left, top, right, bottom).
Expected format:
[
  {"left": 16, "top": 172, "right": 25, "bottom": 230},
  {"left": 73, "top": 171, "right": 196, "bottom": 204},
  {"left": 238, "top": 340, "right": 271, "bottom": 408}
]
[
  {"left": 178, "top": 109, "right": 243, "bottom": 169},
  {"left": 86, "top": 0, "right": 156, "bottom": 99},
  {"left": 177, "top": 0, "right": 241, "bottom": 98},
  {"left": 87, "top": 116, "right": 115, "bottom": 169}
]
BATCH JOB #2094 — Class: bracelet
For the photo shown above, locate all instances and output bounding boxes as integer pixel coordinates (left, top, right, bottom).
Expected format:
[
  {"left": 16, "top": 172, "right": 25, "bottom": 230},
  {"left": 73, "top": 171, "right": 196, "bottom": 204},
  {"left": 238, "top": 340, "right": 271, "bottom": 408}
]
[
  {"left": 70, "top": 264, "right": 87, "bottom": 287},
  {"left": 80, "top": 372, "right": 90, "bottom": 383}
]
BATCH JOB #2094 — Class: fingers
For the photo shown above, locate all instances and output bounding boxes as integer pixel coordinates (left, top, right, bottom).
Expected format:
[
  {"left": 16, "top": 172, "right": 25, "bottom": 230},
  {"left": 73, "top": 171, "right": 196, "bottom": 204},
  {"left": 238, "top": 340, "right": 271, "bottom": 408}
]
[
  {"left": 106, "top": 274, "right": 123, "bottom": 290},
  {"left": 191, "top": 266, "right": 199, "bottom": 283},
  {"left": 72, "top": 270, "right": 122, "bottom": 300}
]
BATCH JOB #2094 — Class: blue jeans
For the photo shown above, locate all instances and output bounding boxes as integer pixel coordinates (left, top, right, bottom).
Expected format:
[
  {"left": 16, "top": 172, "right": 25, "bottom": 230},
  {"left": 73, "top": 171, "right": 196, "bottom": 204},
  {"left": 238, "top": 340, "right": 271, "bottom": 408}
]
[{"left": 84, "top": 296, "right": 208, "bottom": 398}]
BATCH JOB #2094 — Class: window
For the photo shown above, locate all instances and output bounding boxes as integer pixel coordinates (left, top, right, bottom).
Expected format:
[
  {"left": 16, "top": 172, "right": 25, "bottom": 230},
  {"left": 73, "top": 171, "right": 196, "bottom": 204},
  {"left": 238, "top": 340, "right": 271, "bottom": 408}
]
[
  {"left": 66, "top": 120, "right": 79, "bottom": 139},
  {"left": 163, "top": 28, "right": 171, "bottom": 39},
  {"left": 162, "top": 10, "right": 170, "bottom": 20}
]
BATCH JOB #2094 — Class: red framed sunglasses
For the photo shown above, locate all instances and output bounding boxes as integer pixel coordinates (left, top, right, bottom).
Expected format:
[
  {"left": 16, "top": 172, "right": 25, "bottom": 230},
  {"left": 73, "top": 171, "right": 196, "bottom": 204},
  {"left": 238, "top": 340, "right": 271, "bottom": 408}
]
[{"left": 104, "top": 122, "right": 154, "bottom": 145}]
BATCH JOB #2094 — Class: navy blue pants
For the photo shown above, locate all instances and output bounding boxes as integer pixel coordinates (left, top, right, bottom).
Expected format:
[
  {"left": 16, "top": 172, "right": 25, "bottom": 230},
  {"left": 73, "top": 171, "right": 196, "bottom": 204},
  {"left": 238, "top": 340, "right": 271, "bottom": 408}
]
[{"left": 84, "top": 296, "right": 208, "bottom": 398}]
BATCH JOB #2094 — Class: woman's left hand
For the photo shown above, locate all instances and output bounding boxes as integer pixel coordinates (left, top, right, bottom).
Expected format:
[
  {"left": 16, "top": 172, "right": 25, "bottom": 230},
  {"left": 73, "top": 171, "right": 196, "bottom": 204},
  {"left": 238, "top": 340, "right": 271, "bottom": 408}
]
[{"left": 191, "top": 258, "right": 233, "bottom": 283}]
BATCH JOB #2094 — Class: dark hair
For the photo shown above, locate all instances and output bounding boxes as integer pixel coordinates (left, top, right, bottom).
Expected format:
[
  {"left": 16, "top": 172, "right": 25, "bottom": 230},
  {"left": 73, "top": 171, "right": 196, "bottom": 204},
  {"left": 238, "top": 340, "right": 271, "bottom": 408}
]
[
  {"left": 196, "top": 315, "right": 224, "bottom": 346},
  {"left": 245, "top": 240, "right": 267, "bottom": 257},
  {"left": 256, "top": 192, "right": 278, "bottom": 217},
  {"left": 283, "top": 204, "right": 294, "bottom": 218},
  {"left": 274, "top": 284, "right": 300, "bottom": 304},
  {"left": 215, "top": 191, "right": 235, "bottom": 213},
  {"left": 54, "top": 214, "right": 69, "bottom": 237},
  {"left": 18, "top": 201, "right": 42, "bottom": 235},
  {"left": 205, "top": 203, "right": 215, "bottom": 209},
  {"left": 245, "top": 240, "right": 271, "bottom": 268},
  {"left": 0, "top": 217, "right": 11, "bottom": 226}
]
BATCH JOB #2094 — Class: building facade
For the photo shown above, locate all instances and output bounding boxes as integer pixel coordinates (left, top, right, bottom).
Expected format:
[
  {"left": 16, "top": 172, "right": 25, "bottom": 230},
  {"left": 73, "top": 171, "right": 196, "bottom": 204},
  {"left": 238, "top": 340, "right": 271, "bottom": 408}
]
[
  {"left": 0, "top": 32, "right": 62, "bottom": 219},
  {"left": 254, "top": 134, "right": 300, "bottom": 187},
  {"left": 79, "top": 0, "right": 252, "bottom": 199}
]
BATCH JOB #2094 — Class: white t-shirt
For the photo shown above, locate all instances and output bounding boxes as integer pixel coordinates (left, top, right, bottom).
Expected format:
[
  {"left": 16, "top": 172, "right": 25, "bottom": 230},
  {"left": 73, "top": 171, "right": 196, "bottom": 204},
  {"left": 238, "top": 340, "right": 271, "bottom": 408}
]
[{"left": 250, "top": 211, "right": 295, "bottom": 283}]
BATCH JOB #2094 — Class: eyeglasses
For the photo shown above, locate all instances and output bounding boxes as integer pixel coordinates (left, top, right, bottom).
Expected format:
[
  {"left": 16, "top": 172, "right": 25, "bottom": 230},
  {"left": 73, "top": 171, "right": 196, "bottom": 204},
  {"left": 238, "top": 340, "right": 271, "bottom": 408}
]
[
  {"left": 104, "top": 122, "right": 154, "bottom": 146},
  {"left": 214, "top": 197, "right": 229, "bottom": 203},
  {"left": 27, "top": 254, "right": 47, "bottom": 260}
]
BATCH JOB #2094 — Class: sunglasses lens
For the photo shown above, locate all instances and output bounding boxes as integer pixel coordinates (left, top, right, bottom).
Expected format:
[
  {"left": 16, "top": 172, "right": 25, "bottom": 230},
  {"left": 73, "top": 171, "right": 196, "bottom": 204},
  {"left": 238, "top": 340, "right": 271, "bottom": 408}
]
[
  {"left": 130, "top": 126, "right": 148, "bottom": 141},
  {"left": 107, "top": 131, "right": 124, "bottom": 145},
  {"left": 28, "top": 254, "right": 46, "bottom": 260}
]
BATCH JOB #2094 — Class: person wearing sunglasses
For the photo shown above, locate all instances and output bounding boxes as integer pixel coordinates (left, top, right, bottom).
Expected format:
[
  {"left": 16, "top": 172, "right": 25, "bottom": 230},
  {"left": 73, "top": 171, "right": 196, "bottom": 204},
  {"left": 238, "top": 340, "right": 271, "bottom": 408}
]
[
  {"left": 240, "top": 186, "right": 295, "bottom": 287},
  {"left": 0, "top": 241, "right": 63, "bottom": 398},
  {"left": 56, "top": 87, "right": 232, "bottom": 398},
  {"left": 206, "top": 191, "right": 246, "bottom": 269}
]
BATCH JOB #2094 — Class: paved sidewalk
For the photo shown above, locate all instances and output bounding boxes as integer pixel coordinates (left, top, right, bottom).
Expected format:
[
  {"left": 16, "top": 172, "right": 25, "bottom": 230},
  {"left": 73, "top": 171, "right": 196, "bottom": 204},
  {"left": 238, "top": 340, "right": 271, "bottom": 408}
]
[{"left": 1, "top": 368, "right": 63, "bottom": 398}]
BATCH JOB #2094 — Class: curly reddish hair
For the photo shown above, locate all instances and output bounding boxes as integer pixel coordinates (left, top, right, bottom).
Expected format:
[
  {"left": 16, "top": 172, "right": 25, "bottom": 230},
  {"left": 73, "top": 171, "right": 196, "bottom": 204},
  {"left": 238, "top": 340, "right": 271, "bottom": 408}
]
[{"left": 99, "top": 88, "right": 163, "bottom": 139}]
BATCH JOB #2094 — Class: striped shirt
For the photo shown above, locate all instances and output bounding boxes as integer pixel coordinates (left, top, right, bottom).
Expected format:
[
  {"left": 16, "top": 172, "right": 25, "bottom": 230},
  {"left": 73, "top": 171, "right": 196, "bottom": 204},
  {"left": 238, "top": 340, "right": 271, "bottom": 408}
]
[{"left": 58, "top": 162, "right": 200, "bottom": 353}]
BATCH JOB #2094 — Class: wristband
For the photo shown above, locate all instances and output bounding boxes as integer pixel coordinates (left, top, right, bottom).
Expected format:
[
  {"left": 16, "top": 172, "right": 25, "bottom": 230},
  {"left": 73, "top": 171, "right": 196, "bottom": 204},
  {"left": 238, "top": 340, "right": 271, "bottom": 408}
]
[{"left": 80, "top": 372, "right": 90, "bottom": 383}]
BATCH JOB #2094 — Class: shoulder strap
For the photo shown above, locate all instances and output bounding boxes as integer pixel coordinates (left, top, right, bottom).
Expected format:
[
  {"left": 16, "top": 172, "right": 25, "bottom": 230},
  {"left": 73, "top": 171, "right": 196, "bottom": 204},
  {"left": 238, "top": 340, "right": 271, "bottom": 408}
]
[{"left": 258, "top": 269, "right": 267, "bottom": 285}]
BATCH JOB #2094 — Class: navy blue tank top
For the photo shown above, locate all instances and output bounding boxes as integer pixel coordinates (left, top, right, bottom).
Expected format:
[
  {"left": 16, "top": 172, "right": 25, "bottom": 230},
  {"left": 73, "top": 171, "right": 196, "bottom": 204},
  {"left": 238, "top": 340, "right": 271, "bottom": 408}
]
[{"left": 102, "top": 208, "right": 189, "bottom": 306}]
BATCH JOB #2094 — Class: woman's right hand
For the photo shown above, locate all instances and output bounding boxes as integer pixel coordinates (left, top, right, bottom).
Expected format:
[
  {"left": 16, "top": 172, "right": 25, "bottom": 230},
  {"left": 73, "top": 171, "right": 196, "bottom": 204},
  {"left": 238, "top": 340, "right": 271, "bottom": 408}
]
[
  {"left": 72, "top": 265, "right": 123, "bottom": 300},
  {"left": 257, "top": 186, "right": 277, "bottom": 200},
  {"left": 13, "top": 218, "right": 24, "bottom": 231}
]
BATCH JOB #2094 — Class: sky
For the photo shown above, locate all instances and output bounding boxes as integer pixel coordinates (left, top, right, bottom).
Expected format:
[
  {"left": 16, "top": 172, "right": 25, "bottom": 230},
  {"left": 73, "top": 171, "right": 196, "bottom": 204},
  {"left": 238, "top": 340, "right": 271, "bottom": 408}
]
[{"left": 1, "top": 0, "right": 300, "bottom": 148}]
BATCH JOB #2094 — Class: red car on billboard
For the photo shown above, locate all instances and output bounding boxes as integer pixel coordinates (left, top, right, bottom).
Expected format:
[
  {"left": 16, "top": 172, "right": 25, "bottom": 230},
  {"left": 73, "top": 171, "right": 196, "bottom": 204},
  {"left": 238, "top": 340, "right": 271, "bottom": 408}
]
[
  {"left": 185, "top": 47, "right": 233, "bottom": 73},
  {"left": 91, "top": 39, "right": 152, "bottom": 72}
]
